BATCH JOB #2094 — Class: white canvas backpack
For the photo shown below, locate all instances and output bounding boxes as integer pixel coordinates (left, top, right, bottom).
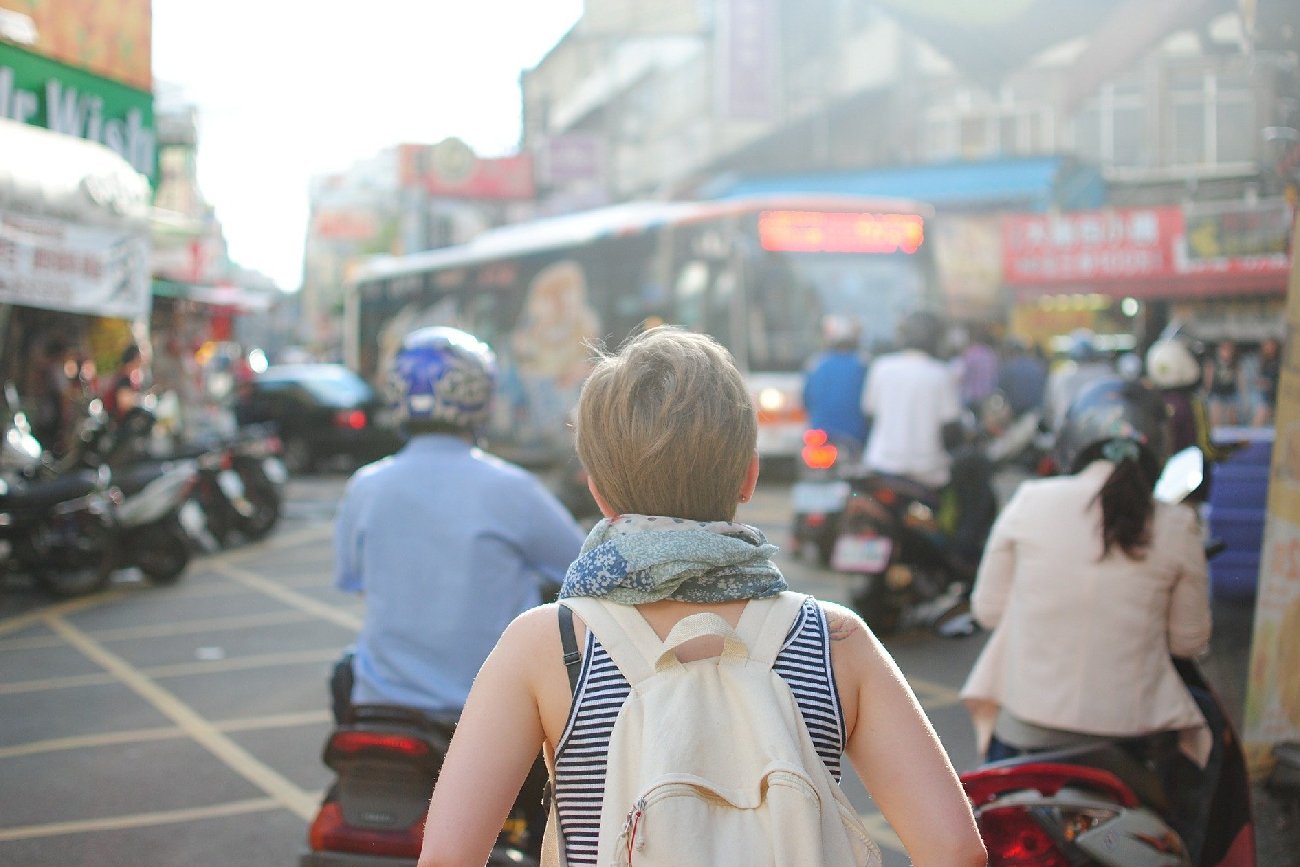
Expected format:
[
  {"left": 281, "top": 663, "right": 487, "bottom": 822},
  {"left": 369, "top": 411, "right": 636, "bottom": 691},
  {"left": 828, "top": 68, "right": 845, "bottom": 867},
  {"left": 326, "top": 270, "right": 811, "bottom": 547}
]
[{"left": 544, "top": 591, "right": 881, "bottom": 867}]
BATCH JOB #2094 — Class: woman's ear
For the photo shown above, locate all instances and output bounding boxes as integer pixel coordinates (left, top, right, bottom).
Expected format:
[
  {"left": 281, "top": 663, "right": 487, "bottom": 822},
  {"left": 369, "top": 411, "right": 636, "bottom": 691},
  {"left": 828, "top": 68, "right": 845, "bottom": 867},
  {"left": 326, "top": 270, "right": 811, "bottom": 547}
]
[
  {"left": 587, "top": 476, "right": 619, "bottom": 519},
  {"left": 739, "top": 451, "right": 760, "bottom": 504}
]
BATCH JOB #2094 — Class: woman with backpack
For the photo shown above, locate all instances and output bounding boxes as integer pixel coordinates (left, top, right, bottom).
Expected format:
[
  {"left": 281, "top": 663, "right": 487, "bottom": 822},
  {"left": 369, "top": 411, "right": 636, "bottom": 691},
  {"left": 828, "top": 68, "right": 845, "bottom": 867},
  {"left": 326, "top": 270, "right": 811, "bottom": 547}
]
[{"left": 417, "top": 326, "right": 985, "bottom": 867}]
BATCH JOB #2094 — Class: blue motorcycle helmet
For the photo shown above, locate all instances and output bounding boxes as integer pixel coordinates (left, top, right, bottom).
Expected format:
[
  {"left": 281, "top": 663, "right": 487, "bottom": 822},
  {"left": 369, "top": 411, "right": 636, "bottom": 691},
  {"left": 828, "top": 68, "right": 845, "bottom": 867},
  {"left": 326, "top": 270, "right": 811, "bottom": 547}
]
[{"left": 388, "top": 327, "right": 497, "bottom": 433}]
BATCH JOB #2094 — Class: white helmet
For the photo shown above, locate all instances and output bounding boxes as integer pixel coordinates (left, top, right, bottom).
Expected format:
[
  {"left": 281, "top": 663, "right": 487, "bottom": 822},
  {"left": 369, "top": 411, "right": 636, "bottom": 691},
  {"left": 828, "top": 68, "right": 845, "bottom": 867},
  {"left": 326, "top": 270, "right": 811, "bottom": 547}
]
[
  {"left": 1145, "top": 338, "right": 1200, "bottom": 388},
  {"left": 821, "top": 315, "right": 859, "bottom": 348}
]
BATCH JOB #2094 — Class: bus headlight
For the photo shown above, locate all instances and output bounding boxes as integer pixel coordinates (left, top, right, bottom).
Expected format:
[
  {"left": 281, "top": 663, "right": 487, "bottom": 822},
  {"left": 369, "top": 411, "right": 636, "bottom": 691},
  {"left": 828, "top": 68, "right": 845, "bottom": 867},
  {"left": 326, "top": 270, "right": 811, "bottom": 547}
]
[{"left": 758, "top": 388, "right": 785, "bottom": 412}]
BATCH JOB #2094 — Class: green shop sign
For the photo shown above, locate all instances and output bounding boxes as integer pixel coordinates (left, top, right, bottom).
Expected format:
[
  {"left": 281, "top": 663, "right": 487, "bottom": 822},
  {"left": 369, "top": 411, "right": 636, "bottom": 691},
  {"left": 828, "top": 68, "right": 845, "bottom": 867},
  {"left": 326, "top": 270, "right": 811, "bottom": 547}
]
[{"left": 0, "top": 42, "right": 155, "bottom": 182}]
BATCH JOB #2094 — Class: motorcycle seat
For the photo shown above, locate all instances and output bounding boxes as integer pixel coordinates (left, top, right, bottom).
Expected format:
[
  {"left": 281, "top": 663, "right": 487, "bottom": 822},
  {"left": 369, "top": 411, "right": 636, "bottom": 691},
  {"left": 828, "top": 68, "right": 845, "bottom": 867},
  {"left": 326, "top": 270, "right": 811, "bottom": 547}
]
[
  {"left": 0, "top": 470, "right": 100, "bottom": 513},
  {"left": 984, "top": 739, "right": 1172, "bottom": 816}
]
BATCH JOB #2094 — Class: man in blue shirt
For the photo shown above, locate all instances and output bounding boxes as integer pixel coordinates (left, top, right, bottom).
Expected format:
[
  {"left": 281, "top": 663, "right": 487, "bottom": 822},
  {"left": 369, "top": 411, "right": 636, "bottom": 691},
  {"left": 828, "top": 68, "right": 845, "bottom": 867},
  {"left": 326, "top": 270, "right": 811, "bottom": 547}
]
[
  {"left": 332, "top": 327, "right": 585, "bottom": 718},
  {"left": 802, "top": 316, "right": 868, "bottom": 456}
]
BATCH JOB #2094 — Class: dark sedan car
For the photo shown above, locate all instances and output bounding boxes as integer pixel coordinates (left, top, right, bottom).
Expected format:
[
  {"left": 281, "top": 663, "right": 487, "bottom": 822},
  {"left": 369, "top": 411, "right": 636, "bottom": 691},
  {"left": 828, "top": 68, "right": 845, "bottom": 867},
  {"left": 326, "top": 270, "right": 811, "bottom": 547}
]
[{"left": 234, "top": 364, "right": 403, "bottom": 474}]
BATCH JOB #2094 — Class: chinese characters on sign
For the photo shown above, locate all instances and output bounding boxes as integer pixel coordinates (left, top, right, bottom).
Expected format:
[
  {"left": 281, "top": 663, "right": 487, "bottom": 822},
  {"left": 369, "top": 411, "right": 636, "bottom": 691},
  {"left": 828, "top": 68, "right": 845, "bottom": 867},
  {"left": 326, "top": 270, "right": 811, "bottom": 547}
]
[
  {"left": 1003, "top": 203, "right": 1293, "bottom": 290},
  {"left": 0, "top": 209, "right": 149, "bottom": 318},
  {"left": 1002, "top": 207, "right": 1181, "bottom": 284}
]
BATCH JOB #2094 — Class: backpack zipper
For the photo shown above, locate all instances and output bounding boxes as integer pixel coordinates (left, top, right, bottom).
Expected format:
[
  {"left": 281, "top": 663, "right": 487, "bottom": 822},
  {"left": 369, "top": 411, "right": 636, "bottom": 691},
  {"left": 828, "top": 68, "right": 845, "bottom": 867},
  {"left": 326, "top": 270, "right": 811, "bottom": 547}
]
[{"left": 622, "top": 797, "right": 646, "bottom": 863}]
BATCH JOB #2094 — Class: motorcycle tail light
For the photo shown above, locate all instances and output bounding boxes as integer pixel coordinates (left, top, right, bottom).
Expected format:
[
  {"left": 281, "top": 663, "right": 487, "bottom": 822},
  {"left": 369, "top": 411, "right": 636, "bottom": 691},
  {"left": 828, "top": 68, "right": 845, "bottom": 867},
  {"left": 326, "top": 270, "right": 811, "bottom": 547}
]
[
  {"left": 334, "top": 410, "right": 367, "bottom": 430},
  {"left": 307, "top": 800, "right": 424, "bottom": 858},
  {"left": 977, "top": 806, "right": 1069, "bottom": 867},
  {"left": 961, "top": 763, "right": 1139, "bottom": 808},
  {"left": 801, "top": 429, "right": 838, "bottom": 470},
  {"left": 327, "top": 730, "right": 431, "bottom": 760}
]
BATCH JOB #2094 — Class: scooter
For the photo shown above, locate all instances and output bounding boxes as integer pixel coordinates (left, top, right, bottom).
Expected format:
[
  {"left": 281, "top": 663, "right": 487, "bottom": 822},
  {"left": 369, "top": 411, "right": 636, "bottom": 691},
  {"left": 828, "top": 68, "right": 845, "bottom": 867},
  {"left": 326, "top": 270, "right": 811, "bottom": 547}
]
[
  {"left": 229, "top": 423, "right": 286, "bottom": 541},
  {"left": 960, "top": 657, "right": 1255, "bottom": 867},
  {"left": 300, "top": 704, "right": 546, "bottom": 866},
  {"left": 959, "top": 448, "right": 1256, "bottom": 867},
  {"left": 172, "top": 427, "right": 283, "bottom": 550},
  {"left": 61, "top": 405, "right": 198, "bottom": 585},
  {"left": 0, "top": 391, "right": 116, "bottom": 597},
  {"left": 829, "top": 469, "right": 976, "bottom": 634},
  {"left": 789, "top": 429, "right": 855, "bottom": 566}
]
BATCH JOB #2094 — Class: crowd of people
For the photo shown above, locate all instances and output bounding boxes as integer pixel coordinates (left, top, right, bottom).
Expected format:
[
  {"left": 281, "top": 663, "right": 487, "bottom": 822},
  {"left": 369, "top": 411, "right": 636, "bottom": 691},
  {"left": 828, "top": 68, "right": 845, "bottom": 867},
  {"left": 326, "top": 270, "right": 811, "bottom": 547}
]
[
  {"left": 321, "top": 312, "right": 1248, "bottom": 866},
  {"left": 804, "top": 317, "right": 1281, "bottom": 466}
]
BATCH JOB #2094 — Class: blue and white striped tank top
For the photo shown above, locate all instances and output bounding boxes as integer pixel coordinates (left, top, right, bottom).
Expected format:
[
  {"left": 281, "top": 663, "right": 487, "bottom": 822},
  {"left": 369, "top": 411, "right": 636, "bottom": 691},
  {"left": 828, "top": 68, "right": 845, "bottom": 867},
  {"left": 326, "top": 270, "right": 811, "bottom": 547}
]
[{"left": 553, "top": 597, "right": 845, "bottom": 866}]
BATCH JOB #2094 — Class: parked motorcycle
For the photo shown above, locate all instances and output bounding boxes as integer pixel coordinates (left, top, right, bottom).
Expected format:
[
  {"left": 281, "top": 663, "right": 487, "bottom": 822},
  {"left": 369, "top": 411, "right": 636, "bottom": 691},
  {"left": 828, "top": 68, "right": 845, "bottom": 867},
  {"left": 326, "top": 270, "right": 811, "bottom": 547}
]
[
  {"left": 300, "top": 704, "right": 545, "bottom": 866},
  {"left": 62, "top": 405, "right": 198, "bottom": 585},
  {"left": 172, "top": 425, "right": 283, "bottom": 550},
  {"left": 229, "top": 422, "right": 286, "bottom": 541}
]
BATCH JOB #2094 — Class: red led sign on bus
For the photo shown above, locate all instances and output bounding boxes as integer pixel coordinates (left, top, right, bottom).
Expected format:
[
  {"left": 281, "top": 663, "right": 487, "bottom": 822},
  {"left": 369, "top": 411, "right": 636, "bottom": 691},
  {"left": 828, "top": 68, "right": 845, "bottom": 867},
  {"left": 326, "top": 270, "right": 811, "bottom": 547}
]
[{"left": 758, "top": 211, "right": 925, "bottom": 255}]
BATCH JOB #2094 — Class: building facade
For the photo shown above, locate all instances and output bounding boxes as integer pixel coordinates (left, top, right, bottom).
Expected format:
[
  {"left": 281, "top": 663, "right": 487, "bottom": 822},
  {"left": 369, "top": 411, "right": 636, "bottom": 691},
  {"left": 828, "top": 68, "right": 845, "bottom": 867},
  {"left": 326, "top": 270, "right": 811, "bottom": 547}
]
[{"left": 519, "top": 0, "right": 1299, "bottom": 347}]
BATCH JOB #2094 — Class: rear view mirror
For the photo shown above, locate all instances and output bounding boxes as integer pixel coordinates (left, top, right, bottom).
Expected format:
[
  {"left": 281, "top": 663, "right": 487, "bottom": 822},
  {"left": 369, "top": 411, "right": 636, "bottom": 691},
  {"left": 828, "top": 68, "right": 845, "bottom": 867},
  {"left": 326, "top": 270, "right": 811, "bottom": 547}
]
[{"left": 1154, "top": 447, "right": 1204, "bottom": 504}]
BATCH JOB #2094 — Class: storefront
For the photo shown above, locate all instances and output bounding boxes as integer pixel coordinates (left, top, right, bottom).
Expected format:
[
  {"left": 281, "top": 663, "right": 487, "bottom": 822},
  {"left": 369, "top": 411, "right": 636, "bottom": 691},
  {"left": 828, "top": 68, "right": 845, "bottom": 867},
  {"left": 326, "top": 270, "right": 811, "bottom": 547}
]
[
  {"left": 0, "top": 117, "right": 152, "bottom": 414},
  {"left": 1002, "top": 199, "right": 1294, "bottom": 353}
]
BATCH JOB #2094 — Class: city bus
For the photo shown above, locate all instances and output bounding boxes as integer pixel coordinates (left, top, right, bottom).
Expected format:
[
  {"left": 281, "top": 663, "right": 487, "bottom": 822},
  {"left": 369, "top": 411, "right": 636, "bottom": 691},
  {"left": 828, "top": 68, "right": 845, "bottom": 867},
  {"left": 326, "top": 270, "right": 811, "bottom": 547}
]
[{"left": 347, "top": 195, "right": 939, "bottom": 468}]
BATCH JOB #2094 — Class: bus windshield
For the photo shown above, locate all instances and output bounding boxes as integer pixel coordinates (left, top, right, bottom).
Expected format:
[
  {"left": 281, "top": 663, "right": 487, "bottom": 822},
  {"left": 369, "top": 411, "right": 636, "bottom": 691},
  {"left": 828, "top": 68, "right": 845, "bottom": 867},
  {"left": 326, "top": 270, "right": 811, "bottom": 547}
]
[{"left": 746, "top": 251, "right": 926, "bottom": 371}]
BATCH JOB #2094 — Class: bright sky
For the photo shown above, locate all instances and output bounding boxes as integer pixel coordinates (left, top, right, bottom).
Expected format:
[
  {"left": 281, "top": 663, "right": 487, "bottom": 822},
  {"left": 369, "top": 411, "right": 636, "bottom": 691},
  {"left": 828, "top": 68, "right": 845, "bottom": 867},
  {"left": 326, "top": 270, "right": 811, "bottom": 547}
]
[{"left": 151, "top": 0, "right": 584, "bottom": 292}]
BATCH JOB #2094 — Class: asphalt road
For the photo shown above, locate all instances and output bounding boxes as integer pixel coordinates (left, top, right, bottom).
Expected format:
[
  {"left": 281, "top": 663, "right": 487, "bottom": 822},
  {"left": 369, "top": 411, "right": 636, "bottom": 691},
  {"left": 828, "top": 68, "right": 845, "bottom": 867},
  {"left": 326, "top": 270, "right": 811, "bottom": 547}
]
[{"left": 0, "top": 473, "right": 1285, "bottom": 866}]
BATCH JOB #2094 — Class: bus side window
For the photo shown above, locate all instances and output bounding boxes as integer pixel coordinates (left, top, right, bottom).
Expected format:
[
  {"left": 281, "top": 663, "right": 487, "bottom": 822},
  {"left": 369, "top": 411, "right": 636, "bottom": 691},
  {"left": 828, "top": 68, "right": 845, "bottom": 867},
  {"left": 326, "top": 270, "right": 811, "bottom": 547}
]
[{"left": 674, "top": 261, "right": 710, "bottom": 333}]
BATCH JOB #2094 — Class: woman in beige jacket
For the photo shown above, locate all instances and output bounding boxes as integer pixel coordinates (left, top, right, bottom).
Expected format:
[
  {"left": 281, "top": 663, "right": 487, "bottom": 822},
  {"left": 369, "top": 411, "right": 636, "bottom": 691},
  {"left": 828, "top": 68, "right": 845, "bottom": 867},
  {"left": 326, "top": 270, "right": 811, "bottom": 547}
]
[{"left": 961, "top": 377, "right": 1212, "bottom": 765}]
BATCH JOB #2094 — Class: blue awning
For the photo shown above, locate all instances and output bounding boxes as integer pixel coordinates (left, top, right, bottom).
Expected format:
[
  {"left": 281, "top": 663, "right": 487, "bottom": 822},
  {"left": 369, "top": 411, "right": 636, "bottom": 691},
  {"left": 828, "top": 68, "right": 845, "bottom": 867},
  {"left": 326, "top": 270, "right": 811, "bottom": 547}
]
[{"left": 701, "top": 157, "right": 1105, "bottom": 212}]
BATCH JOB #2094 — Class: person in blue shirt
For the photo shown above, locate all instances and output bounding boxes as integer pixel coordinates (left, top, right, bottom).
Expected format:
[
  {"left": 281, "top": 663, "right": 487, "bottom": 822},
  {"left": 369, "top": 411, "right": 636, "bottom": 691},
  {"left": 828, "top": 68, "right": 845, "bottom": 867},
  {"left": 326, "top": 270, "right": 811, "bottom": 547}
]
[
  {"left": 801, "top": 316, "right": 868, "bottom": 457},
  {"left": 332, "top": 326, "right": 586, "bottom": 720},
  {"left": 996, "top": 337, "right": 1048, "bottom": 418}
]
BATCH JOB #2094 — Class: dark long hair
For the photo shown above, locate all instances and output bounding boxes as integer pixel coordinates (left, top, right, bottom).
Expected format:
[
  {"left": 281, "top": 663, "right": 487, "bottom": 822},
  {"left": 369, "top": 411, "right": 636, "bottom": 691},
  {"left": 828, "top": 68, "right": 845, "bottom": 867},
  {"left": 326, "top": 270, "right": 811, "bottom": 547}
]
[{"left": 1077, "top": 441, "right": 1160, "bottom": 560}]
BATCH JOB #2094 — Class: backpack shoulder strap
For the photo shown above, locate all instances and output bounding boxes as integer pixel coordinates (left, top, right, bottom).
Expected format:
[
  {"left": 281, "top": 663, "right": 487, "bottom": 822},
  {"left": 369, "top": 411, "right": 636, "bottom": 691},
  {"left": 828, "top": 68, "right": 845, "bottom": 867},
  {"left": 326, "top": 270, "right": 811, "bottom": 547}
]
[
  {"left": 556, "top": 603, "right": 582, "bottom": 696},
  {"left": 736, "top": 592, "right": 809, "bottom": 668},
  {"left": 560, "top": 597, "right": 661, "bottom": 685}
]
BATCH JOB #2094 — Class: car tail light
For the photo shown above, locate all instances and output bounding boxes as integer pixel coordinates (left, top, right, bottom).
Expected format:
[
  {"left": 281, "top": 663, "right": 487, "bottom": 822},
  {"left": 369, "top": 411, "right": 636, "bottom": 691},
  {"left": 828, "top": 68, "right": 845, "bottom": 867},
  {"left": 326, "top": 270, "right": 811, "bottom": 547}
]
[
  {"left": 307, "top": 800, "right": 424, "bottom": 858},
  {"left": 334, "top": 410, "right": 366, "bottom": 430},
  {"left": 801, "top": 429, "right": 838, "bottom": 470},
  {"left": 327, "top": 730, "right": 431, "bottom": 760},
  {"left": 977, "top": 806, "right": 1070, "bottom": 867}
]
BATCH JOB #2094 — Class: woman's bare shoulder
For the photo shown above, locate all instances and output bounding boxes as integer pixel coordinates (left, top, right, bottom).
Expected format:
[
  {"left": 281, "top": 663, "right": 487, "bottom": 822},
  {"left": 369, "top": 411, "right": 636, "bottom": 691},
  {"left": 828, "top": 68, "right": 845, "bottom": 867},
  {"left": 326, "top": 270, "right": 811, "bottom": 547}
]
[{"left": 815, "top": 599, "right": 870, "bottom": 643}]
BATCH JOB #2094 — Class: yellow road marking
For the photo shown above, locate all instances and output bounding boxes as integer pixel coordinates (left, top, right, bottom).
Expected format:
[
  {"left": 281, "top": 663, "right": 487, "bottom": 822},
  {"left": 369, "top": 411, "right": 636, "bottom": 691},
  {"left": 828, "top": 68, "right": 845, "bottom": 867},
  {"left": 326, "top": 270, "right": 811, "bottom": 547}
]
[
  {"left": 0, "top": 726, "right": 185, "bottom": 759},
  {"left": 142, "top": 647, "right": 340, "bottom": 679},
  {"left": 0, "top": 522, "right": 334, "bottom": 640},
  {"left": 44, "top": 615, "right": 319, "bottom": 820},
  {"left": 211, "top": 561, "right": 362, "bottom": 631},
  {"left": 0, "top": 710, "right": 332, "bottom": 760},
  {"left": 0, "top": 797, "right": 282, "bottom": 842},
  {"left": 0, "top": 648, "right": 341, "bottom": 695},
  {"left": 0, "top": 587, "right": 135, "bottom": 639},
  {"left": 0, "top": 671, "right": 117, "bottom": 695},
  {"left": 0, "top": 609, "right": 319, "bottom": 650}
]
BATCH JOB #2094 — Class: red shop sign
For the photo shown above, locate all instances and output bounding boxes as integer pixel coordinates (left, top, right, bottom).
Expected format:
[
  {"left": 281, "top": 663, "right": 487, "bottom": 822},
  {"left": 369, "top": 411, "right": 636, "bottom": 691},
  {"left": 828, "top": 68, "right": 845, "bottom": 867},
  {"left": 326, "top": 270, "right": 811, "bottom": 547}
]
[{"left": 1002, "top": 206, "right": 1184, "bottom": 285}]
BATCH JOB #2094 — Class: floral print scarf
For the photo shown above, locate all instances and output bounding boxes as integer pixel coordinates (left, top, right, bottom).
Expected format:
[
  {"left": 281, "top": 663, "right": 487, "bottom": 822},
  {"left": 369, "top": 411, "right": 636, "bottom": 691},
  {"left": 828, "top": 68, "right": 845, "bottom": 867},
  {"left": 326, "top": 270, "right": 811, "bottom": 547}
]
[{"left": 559, "top": 513, "right": 787, "bottom": 604}]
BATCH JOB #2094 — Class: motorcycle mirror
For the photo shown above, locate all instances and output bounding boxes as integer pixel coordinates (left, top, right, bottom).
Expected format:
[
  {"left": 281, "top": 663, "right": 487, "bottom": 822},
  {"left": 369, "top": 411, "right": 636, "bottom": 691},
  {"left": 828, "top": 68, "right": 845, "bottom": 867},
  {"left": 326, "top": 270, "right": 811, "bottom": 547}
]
[{"left": 1154, "top": 447, "right": 1204, "bottom": 504}]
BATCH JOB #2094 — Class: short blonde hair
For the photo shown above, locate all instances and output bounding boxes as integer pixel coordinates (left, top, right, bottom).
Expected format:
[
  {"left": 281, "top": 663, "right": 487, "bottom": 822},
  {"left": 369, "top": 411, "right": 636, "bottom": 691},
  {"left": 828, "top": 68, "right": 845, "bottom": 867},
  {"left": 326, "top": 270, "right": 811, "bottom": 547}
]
[{"left": 575, "top": 326, "right": 757, "bottom": 522}]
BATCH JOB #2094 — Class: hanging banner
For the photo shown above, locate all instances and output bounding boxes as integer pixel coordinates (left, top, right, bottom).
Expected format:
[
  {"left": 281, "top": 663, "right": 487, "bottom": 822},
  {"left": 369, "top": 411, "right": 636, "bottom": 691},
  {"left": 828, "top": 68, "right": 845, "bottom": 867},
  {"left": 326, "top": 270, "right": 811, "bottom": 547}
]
[
  {"left": 1245, "top": 217, "right": 1300, "bottom": 774},
  {"left": 0, "top": 209, "right": 150, "bottom": 319}
]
